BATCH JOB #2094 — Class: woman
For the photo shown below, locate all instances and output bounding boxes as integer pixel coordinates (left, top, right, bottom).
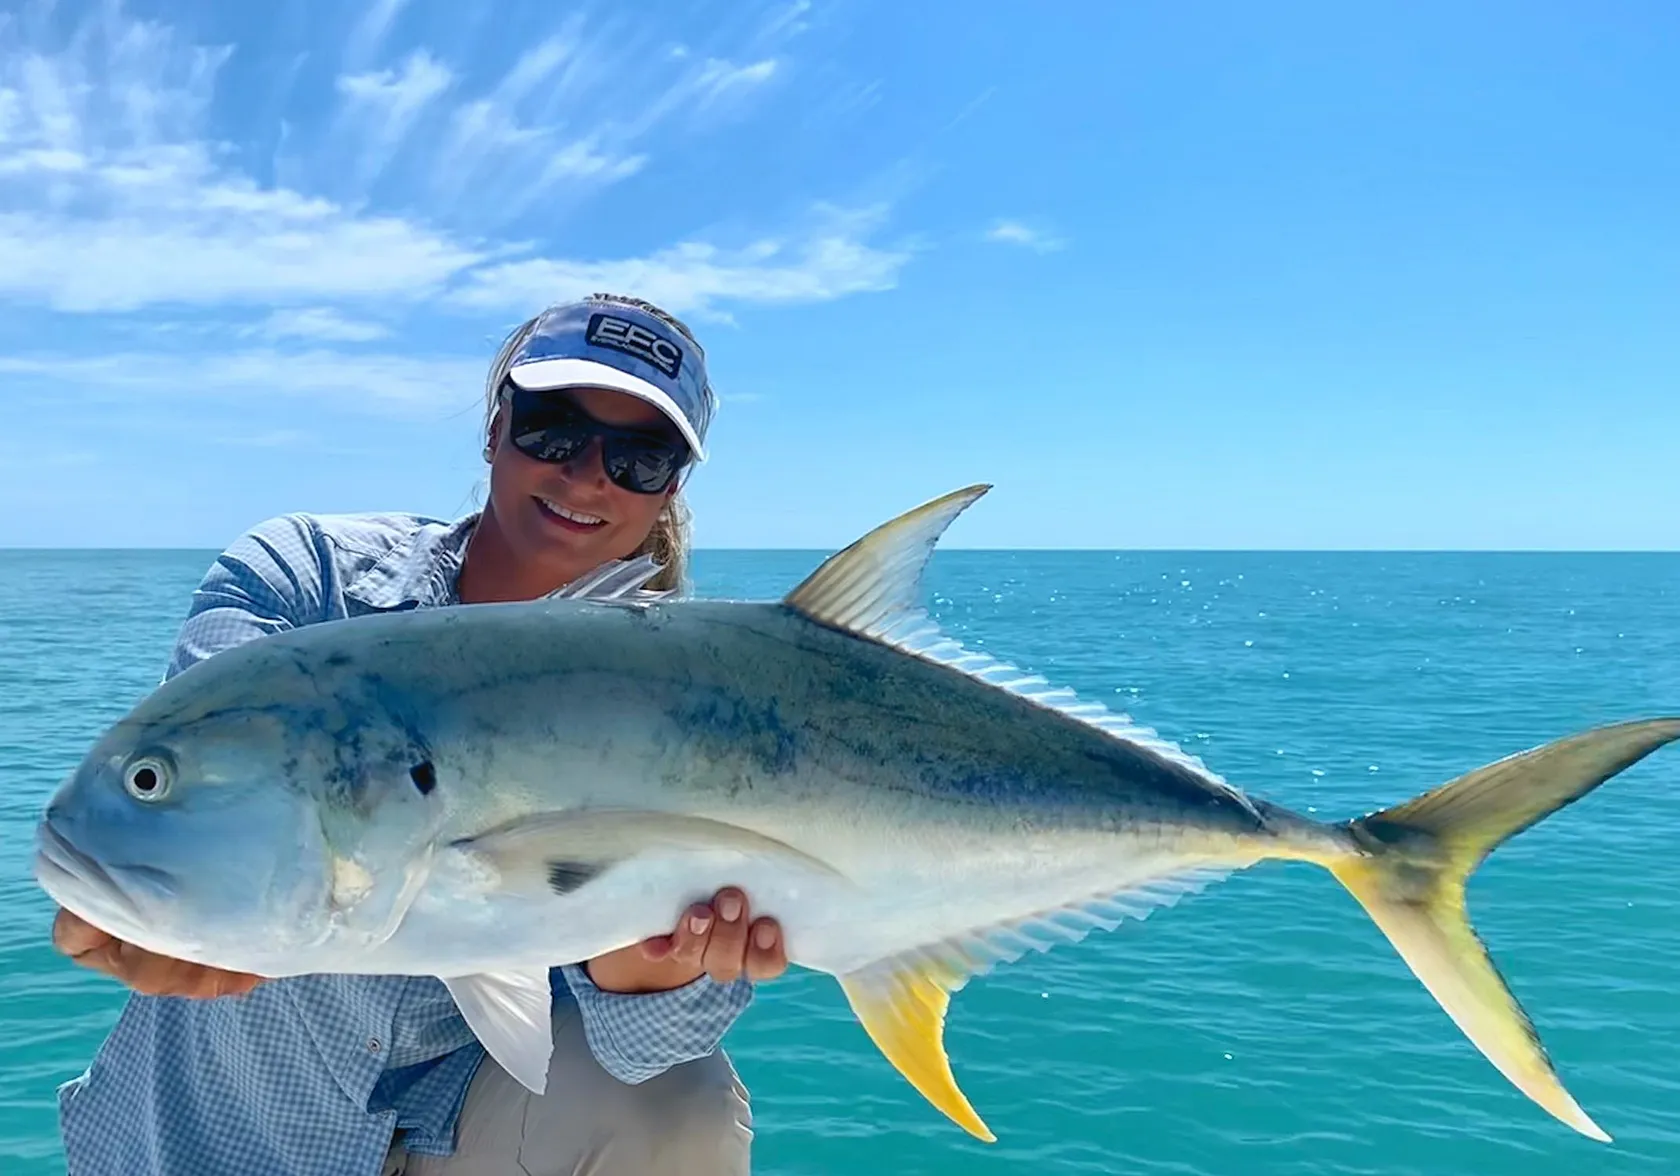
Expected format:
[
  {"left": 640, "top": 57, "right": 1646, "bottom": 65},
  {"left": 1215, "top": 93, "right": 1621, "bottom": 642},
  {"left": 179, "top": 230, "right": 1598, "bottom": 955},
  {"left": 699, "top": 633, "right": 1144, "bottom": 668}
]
[{"left": 49, "top": 293, "right": 785, "bottom": 1176}]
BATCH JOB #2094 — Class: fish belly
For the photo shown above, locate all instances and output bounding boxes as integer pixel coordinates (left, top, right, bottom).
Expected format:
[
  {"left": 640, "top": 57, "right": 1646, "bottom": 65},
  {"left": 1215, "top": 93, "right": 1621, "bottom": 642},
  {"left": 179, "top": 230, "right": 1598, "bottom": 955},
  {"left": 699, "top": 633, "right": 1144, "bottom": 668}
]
[{"left": 373, "top": 788, "right": 1253, "bottom": 984}]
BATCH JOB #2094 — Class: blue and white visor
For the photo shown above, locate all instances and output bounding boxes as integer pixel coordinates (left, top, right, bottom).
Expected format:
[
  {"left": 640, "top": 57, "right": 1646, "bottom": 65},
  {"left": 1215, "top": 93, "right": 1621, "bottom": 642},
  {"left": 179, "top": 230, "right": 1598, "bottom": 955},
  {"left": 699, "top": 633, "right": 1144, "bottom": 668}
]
[{"left": 505, "top": 297, "right": 716, "bottom": 461}]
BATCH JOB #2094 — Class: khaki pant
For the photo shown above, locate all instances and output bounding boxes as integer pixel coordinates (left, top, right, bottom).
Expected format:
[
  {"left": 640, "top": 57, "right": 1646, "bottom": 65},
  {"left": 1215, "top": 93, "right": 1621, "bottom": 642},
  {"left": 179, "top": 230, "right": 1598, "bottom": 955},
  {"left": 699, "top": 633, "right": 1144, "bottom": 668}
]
[{"left": 383, "top": 1005, "right": 753, "bottom": 1175}]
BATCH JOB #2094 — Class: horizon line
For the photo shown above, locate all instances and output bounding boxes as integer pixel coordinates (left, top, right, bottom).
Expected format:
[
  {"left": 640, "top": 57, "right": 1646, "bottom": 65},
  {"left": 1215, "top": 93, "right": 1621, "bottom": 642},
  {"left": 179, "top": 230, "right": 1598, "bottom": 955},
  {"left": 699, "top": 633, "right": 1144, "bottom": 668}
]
[{"left": 3, "top": 545, "right": 1678, "bottom": 556}]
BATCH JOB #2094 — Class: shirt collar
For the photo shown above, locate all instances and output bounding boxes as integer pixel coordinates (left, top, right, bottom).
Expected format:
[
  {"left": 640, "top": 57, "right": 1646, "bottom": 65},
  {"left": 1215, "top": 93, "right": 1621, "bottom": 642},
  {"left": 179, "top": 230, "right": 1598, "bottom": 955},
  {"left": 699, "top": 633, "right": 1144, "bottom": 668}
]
[{"left": 343, "top": 514, "right": 479, "bottom": 611}]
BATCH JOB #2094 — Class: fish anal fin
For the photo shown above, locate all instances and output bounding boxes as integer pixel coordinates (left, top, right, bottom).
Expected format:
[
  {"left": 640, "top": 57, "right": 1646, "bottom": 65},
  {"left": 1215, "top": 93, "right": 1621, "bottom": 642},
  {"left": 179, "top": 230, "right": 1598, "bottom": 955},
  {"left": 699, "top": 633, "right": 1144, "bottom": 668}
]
[
  {"left": 838, "top": 957, "right": 994, "bottom": 1143},
  {"left": 836, "top": 862, "right": 1238, "bottom": 1142}
]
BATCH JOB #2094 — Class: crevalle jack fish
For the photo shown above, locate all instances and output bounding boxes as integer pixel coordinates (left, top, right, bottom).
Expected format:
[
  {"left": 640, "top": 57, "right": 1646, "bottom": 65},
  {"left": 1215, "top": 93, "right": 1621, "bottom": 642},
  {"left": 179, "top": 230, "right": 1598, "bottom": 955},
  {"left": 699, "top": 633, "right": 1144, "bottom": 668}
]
[{"left": 32, "top": 485, "right": 1679, "bottom": 1145}]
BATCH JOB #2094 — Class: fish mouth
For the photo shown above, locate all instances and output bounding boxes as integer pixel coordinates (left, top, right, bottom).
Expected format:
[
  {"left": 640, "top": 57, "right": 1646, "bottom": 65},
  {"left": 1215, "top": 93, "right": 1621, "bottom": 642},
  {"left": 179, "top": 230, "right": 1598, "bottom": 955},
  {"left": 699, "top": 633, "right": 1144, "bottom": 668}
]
[{"left": 33, "top": 818, "right": 150, "bottom": 925}]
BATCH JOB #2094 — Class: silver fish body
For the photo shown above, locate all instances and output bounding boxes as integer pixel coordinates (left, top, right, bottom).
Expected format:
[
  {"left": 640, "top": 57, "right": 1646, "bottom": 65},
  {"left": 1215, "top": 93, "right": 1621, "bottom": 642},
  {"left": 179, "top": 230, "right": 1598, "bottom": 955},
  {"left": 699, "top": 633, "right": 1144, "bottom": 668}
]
[
  {"left": 33, "top": 485, "right": 1680, "bottom": 1146},
  {"left": 40, "top": 592, "right": 1303, "bottom": 972}
]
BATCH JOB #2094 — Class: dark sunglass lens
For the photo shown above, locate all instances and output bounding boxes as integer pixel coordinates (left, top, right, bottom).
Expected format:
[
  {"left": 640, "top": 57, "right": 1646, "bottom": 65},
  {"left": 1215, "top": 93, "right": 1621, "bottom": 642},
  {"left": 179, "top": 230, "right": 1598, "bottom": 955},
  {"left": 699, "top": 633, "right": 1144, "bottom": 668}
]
[
  {"left": 510, "top": 388, "right": 590, "bottom": 462},
  {"left": 604, "top": 440, "right": 682, "bottom": 493},
  {"left": 513, "top": 424, "right": 591, "bottom": 463}
]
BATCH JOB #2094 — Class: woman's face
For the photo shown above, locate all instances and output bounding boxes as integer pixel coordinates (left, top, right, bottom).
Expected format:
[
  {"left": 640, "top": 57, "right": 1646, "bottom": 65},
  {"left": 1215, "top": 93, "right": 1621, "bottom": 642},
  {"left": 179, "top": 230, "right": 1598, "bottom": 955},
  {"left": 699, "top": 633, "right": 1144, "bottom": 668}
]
[{"left": 484, "top": 385, "right": 680, "bottom": 584}]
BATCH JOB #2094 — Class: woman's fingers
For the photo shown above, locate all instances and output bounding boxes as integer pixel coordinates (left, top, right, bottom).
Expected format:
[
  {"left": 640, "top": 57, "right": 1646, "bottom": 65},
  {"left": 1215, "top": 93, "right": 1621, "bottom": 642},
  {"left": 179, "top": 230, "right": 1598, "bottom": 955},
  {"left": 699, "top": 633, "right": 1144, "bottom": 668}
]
[
  {"left": 700, "top": 888, "right": 751, "bottom": 983},
  {"left": 745, "top": 916, "right": 787, "bottom": 982},
  {"left": 661, "top": 902, "right": 716, "bottom": 972},
  {"left": 586, "top": 887, "right": 790, "bottom": 992},
  {"left": 52, "top": 907, "right": 114, "bottom": 964},
  {"left": 52, "top": 905, "right": 263, "bottom": 998}
]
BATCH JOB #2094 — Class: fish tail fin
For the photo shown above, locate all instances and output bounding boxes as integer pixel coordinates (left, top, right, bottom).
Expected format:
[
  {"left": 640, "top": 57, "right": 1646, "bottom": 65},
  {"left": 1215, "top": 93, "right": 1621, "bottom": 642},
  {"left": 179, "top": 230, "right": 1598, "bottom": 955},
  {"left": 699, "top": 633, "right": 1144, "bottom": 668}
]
[{"left": 1327, "top": 716, "right": 1680, "bottom": 1143}]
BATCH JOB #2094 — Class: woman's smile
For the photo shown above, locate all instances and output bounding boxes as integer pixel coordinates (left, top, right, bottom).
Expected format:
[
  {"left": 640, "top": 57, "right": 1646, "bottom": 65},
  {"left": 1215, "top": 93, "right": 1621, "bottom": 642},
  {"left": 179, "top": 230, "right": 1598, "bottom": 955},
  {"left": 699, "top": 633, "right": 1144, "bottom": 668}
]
[{"left": 533, "top": 495, "right": 608, "bottom": 532}]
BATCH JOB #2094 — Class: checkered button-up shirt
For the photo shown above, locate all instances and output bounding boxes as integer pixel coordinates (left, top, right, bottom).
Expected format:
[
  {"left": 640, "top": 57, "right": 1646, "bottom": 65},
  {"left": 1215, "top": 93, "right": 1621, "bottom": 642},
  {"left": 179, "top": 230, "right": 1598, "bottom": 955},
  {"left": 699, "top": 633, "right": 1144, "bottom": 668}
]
[{"left": 56, "top": 511, "right": 754, "bottom": 1175}]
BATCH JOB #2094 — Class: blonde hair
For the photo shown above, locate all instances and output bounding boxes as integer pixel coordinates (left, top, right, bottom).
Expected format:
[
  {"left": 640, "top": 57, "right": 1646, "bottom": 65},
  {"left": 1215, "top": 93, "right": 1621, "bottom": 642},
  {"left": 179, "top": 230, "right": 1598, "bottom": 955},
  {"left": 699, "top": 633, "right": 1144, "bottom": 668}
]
[{"left": 480, "top": 295, "right": 701, "bottom": 594}]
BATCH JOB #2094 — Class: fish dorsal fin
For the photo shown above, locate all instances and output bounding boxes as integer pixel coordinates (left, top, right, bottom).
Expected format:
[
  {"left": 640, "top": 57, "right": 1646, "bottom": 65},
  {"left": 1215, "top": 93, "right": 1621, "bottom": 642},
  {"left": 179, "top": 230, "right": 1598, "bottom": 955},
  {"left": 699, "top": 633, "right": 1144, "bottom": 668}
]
[
  {"left": 544, "top": 555, "right": 672, "bottom": 603},
  {"left": 784, "top": 484, "right": 990, "bottom": 637},
  {"left": 784, "top": 485, "right": 1256, "bottom": 814}
]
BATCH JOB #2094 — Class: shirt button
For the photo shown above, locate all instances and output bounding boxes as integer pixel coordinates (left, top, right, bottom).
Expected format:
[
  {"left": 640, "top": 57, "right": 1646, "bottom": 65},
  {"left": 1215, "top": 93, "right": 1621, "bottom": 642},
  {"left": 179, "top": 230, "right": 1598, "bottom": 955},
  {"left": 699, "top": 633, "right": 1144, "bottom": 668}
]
[{"left": 368, "top": 1037, "right": 382, "bottom": 1054}]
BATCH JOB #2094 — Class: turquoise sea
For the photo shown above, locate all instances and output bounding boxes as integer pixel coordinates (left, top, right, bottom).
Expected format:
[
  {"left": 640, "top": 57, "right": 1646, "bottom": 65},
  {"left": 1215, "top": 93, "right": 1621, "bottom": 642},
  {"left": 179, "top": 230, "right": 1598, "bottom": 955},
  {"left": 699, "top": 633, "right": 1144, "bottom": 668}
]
[{"left": 2, "top": 548, "right": 1677, "bottom": 1175}]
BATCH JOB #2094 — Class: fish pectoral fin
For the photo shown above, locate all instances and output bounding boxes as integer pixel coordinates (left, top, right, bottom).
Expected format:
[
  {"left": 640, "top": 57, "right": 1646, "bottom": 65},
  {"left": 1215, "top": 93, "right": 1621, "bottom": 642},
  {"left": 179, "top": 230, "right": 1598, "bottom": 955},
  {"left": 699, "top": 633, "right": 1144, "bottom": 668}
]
[
  {"left": 442, "top": 970, "right": 555, "bottom": 1095},
  {"left": 543, "top": 554, "right": 672, "bottom": 604},
  {"left": 453, "top": 808, "right": 844, "bottom": 897},
  {"left": 838, "top": 955, "right": 995, "bottom": 1144}
]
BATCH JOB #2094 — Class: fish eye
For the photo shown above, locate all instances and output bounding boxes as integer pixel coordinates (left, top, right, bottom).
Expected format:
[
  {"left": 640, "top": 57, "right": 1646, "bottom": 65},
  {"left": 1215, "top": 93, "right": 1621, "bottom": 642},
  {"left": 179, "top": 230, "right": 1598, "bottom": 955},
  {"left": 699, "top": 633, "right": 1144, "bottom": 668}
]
[{"left": 123, "top": 754, "right": 174, "bottom": 802}]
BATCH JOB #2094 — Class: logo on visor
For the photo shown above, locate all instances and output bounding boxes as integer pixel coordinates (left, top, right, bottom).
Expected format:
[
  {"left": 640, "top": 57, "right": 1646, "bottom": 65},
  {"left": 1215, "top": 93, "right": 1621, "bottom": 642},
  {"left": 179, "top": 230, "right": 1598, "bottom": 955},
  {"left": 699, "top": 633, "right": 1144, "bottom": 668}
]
[{"left": 586, "top": 313, "right": 684, "bottom": 380}]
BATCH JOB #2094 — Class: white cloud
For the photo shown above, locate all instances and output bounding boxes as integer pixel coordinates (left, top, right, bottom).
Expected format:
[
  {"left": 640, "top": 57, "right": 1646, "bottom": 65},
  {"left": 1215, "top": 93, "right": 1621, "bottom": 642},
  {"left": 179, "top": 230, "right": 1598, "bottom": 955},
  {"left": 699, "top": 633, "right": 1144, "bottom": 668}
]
[
  {"left": 450, "top": 206, "right": 911, "bottom": 318},
  {"left": 696, "top": 58, "right": 779, "bottom": 103},
  {"left": 0, "top": 439, "right": 97, "bottom": 469},
  {"left": 249, "top": 307, "right": 391, "bottom": 342},
  {"left": 0, "top": 8, "right": 489, "bottom": 312},
  {"left": 417, "top": 33, "right": 782, "bottom": 224},
  {"left": 985, "top": 218, "right": 1067, "bottom": 254},
  {"left": 0, "top": 348, "right": 486, "bottom": 416},
  {"left": 0, "top": 204, "right": 489, "bottom": 312},
  {"left": 334, "top": 49, "right": 454, "bottom": 192},
  {"left": 759, "top": 1, "right": 813, "bottom": 42},
  {"left": 344, "top": 0, "right": 413, "bottom": 73},
  {"left": 0, "top": 2, "right": 912, "bottom": 370},
  {"left": 418, "top": 25, "right": 650, "bottom": 221},
  {"left": 210, "top": 428, "right": 313, "bottom": 448}
]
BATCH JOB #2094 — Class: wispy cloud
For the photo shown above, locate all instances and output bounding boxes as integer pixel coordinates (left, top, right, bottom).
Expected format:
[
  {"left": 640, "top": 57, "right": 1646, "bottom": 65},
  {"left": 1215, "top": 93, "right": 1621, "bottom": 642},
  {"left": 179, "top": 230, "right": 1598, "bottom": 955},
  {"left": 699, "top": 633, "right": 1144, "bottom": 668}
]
[
  {"left": 0, "top": 4, "right": 910, "bottom": 320},
  {"left": 985, "top": 218, "right": 1067, "bottom": 254},
  {"left": 0, "top": 9, "right": 488, "bottom": 312},
  {"left": 0, "top": 0, "right": 917, "bottom": 441},
  {"left": 416, "top": 30, "right": 782, "bottom": 224},
  {"left": 944, "top": 85, "right": 997, "bottom": 131},
  {"left": 344, "top": 0, "right": 413, "bottom": 73},
  {"left": 451, "top": 205, "right": 912, "bottom": 319},
  {"left": 209, "top": 428, "right": 313, "bottom": 449},
  {"left": 0, "top": 439, "right": 98, "bottom": 470},
  {"left": 0, "top": 348, "right": 485, "bottom": 416},
  {"left": 247, "top": 307, "right": 392, "bottom": 342},
  {"left": 759, "top": 1, "right": 814, "bottom": 42},
  {"left": 333, "top": 49, "right": 455, "bottom": 193},
  {"left": 696, "top": 57, "right": 779, "bottom": 105},
  {"left": 422, "top": 27, "right": 625, "bottom": 218}
]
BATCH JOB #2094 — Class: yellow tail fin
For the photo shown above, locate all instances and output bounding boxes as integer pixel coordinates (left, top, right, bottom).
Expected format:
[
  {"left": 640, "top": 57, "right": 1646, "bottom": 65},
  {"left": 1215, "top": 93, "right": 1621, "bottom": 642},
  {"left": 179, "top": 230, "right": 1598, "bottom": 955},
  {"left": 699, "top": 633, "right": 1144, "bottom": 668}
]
[{"left": 1330, "top": 716, "right": 1680, "bottom": 1142}]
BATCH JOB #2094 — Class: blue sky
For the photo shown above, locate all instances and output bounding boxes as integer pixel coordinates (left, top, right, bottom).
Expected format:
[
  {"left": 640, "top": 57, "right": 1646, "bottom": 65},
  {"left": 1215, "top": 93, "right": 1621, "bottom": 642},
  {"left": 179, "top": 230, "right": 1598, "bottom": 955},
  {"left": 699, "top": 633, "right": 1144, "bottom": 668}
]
[{"left": 0, "top": 0, "right": 1675, "bottom": 550}]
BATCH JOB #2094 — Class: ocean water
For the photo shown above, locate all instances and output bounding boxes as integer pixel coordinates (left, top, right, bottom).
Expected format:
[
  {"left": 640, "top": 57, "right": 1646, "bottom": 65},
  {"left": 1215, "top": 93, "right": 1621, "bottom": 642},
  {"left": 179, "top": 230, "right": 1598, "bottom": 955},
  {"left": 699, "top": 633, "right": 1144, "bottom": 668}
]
[{"left": 1, "top": 547, "right": 1677, "bottom": 1175}]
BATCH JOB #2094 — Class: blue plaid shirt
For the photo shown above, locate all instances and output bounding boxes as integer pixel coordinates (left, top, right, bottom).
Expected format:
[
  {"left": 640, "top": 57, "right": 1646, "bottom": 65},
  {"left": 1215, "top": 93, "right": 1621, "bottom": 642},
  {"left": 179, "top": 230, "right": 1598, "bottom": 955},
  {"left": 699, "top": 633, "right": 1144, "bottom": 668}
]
[{"left": 56, "top": 511, "right": 755, "bottom": 1175}]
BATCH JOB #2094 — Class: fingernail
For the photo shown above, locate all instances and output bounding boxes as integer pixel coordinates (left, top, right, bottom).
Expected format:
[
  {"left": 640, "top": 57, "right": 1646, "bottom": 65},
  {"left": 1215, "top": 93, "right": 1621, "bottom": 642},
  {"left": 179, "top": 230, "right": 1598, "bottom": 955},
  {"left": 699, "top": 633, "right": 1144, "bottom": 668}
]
[
  {"left": 753, "top": 923, "right": 776, "bottom": 950},
  {"left": 689, "top": 913, "right": 711, "bottom": 935},
  {"left": 718, "top": 895, "right": 742, "bottom": 922}
]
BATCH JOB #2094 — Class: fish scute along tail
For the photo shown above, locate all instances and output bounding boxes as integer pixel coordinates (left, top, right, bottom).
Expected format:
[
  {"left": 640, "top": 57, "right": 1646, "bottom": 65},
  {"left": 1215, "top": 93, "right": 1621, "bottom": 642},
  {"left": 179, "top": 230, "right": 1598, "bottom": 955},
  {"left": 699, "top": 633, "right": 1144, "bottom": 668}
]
[{"left": 1327, "top": 716, "right": 1680, "bottom": 1144}]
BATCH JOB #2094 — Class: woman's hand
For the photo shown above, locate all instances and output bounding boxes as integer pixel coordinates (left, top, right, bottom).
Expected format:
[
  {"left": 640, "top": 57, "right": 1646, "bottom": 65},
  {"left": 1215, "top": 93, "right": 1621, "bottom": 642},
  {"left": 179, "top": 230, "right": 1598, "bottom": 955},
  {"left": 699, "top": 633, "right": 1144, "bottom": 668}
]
[
  {"left": 584, "top": 886, "right": 787, "bottom": 994},
  {"left": 52, "top": 906, "right": 265, "bottom": 999}
]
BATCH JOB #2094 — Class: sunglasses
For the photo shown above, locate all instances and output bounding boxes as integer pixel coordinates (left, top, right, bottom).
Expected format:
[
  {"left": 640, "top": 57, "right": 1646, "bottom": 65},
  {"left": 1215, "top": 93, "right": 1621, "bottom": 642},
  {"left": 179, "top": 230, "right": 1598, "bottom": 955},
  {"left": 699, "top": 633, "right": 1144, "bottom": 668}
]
[{"left": 503, "top": 382, "right": 692, "bottom": 495}]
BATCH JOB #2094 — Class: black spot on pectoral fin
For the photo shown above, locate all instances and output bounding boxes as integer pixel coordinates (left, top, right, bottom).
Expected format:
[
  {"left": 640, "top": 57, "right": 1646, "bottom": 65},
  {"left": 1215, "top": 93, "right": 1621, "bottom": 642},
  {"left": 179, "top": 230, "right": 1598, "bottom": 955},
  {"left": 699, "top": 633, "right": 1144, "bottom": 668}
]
[{"left": 546, "top": 860, "right": 604, "bottom": 896}]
